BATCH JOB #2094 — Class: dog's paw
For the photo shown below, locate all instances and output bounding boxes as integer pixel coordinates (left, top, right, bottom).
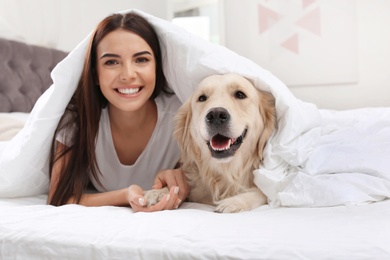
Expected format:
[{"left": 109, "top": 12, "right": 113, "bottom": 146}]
[
  {"left": 144, "top": 187, "right": 169, "bottom": 207},
  {"left": 215, "top": 191, "right": 266, "bottom": 213},
  {"left": 215, "top": 197, "right": 250, "bottom": 213}
]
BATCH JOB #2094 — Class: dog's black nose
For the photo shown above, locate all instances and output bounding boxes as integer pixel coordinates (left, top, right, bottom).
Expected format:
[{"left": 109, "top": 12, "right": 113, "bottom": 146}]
[{"left": 206, "top": 107, "right": 230, "bottom": 126}]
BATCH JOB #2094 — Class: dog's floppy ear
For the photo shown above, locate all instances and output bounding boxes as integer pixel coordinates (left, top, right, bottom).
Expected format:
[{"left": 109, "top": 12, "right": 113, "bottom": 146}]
[
  {"left": 174, "top": 99, "right": 194, "bottom": 155},
  {"left": 257, "top": 90, "right": 277, "bottom": 161}
]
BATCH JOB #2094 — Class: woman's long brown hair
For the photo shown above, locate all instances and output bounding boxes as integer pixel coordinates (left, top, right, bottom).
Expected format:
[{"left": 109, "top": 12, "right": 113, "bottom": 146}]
[{"left": 48, "top": 12, "right": 169, "bottom": 206}]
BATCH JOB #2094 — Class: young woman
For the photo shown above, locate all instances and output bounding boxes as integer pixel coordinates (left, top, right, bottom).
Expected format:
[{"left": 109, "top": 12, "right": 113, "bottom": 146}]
[{"left": 48, "top": 12, "right": 189, "bottom": 212}]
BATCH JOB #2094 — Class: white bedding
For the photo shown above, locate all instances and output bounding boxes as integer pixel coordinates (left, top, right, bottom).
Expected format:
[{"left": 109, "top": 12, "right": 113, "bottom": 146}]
[
  {"left": 0, "top": 112, "right": 28, "bottom": 141},
  {"left": 1, "top": 9, "right": 389, "bottom": 208},
  {"left": 1, "top": 102, "right": 389, "bottom": 260},
  {"left": 0, "top": 112, "right": 28, "bottom": 158},
  {"left": 1, "top": 196, "right": 390, "bottom": 260},
  {"left": 257, "top": 107, "right": 390, "bottom": 207},
  {"left": 1, "top": 8, "right": 390, "bottom": 259}
]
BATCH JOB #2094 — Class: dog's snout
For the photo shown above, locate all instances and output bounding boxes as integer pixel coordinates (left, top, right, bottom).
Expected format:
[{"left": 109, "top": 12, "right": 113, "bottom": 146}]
[{"left": 206, "top": 107, "right": 230, "bottom": 125}]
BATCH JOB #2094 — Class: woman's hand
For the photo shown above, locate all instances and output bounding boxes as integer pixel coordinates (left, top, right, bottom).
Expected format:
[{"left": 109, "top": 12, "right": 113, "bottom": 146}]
[
  {"left": 128, "top": 184, "right": 183, "bottom": 212},
  {"left": 127, "top": 168, "right": 190, "bottom": 212},
  {"left": 152, "top": 168, "right": 190, "bottom": 203}
]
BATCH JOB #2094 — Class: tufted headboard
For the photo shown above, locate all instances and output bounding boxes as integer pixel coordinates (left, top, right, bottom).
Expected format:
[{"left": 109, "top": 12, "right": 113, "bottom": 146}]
[{"left": 0, "top": 38, "right": 68, "bottom": 112}]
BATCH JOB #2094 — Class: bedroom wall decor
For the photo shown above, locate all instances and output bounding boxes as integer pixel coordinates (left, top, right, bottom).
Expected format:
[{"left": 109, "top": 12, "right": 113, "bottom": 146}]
[
  {"left": 226, "top": 0, "right": 358, "bottom": 87},
  {"left": 259, "top": 0, "right": 358, "bottom": 86}
]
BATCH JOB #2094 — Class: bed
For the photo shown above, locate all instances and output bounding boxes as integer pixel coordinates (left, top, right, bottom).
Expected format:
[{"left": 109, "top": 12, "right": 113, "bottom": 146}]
[{"left": 1, "top": 9, "right": 390, "bottom": 259}]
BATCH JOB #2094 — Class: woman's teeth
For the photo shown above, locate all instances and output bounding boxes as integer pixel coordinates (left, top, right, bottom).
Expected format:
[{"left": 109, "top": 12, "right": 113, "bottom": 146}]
[{"left": 117, "top": 88, "right": 140, "bottom": 95}]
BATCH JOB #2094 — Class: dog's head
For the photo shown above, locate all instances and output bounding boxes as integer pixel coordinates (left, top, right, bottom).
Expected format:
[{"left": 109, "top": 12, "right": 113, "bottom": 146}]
[{"left": 175, "top": 74, "right": 277, "bottom": 167}]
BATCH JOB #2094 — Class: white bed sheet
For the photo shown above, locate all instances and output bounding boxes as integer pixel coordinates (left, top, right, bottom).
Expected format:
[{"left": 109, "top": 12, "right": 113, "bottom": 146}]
[{"left": 1, "top": 197, "right": 389, "bottom": 259}]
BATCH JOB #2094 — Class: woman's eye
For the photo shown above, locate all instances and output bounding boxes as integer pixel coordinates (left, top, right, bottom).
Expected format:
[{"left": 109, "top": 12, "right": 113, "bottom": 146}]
[
  {"left": 104, "top": 60, "right": 118, "bottom": 66},
  {"left": 198, "top": 94, "right": 207, "bottom": 102},
  {"left": 136, "top": 57, "right": 149, "bottom": 63},
  {"left": 235, "top": 91, "right": 247, "bottom": 99}
]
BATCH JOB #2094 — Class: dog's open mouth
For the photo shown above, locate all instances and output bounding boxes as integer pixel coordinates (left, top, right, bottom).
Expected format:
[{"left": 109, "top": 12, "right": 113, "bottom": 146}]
[{"left": 207, "top": 129, "right": 247, "bottom": 159}]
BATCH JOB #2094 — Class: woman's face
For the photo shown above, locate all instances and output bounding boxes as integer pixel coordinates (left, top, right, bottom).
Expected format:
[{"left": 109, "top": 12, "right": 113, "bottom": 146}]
[{"left": 96, "top": 29, "right": 156, "bottom": 113}]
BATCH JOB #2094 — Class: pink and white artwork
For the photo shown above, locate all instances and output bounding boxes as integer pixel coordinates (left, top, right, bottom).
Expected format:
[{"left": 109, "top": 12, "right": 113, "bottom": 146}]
[{"left": 226, "top": 0, "right": 358, "bottom": 87}]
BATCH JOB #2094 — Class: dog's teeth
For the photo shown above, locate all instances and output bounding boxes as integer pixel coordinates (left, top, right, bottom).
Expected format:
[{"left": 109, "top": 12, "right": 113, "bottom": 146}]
[{"left": 211, "top": 138, "right": 231, "bottom": 151}]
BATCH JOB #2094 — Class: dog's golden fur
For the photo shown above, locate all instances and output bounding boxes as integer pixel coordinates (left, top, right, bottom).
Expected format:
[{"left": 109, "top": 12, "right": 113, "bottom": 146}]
[{"left": 175, "top": 74, "right": 277, "bottom": 213}]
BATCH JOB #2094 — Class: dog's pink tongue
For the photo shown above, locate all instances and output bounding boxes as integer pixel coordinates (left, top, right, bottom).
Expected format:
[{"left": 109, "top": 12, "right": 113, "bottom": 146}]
[{"left": 211, "top": 134, "right": 231, "bottom": 150}]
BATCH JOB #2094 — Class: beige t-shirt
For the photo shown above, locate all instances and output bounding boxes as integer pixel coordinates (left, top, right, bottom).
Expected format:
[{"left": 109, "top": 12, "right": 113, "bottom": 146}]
[{"left": 58, "top": 93, "right": 182, "bottom": 191}]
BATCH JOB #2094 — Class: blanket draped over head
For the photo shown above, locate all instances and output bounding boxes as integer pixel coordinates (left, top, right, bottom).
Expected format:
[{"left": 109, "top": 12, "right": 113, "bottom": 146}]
[{"left": 1, "top": 9, "right": 390, "bottom": 207}]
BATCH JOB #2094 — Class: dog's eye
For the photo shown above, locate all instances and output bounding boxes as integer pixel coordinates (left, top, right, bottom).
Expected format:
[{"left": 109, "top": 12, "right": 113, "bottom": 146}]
[
  {"left": 198, "top": 94, "right": 207, "bottom": 102},
  {"left": 234, "top": 91, "right": 247, "bottom": 99}
]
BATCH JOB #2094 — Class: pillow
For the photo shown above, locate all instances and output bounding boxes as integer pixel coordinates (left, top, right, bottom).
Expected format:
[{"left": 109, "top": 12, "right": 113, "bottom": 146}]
[{"left": 0, "top": 113, "right": 29, "bottom": 141}]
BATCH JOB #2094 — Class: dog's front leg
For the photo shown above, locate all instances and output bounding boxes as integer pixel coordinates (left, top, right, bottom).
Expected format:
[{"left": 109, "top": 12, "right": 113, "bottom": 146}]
[{"left": 215, "top": 188, "right": 267, "bottom": 213}]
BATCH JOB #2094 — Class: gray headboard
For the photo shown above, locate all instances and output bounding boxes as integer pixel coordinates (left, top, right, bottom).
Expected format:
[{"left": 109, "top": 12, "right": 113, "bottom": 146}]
[{"left": 0, "top": 38, "right": 68, "bottom": 112}]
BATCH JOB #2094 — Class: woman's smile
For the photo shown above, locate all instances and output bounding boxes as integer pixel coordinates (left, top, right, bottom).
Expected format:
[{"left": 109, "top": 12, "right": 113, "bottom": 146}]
[{"left": 116, "top": 87, "right": 142, "bottom": 95}]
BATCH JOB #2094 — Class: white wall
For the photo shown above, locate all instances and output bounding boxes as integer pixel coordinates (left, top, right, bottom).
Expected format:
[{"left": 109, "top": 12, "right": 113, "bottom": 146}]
[
  {"left": 0, "top": 0, "right": 389, "bottom": 110},
  {"left": 0, "top": 0, "right": 170, "bottom": 51},
  {"left": 223, "top": 0, "right": 390, "bottom": 110},
  {"left": 291, "top": 1, "right": 390, "bottom": 110}
]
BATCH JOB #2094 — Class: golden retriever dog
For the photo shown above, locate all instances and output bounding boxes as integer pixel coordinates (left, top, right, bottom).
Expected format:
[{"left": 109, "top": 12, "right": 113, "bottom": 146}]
[{"left": 145, "top": 74, "right": 277, "bottom": 213}]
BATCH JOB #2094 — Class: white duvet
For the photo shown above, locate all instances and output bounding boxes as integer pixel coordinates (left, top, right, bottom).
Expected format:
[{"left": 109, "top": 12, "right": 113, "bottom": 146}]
[
  {"left": 0, "top": 9, "right": 390, "bottom": 207},
  {"left": 1, "top": 196, "right": 390, "bottom": 259}
]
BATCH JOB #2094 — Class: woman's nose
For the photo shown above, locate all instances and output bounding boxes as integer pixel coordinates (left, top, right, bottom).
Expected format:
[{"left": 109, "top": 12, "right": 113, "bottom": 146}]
[{"left": 120, "top": 63, "right": 136, "bottom": 81}]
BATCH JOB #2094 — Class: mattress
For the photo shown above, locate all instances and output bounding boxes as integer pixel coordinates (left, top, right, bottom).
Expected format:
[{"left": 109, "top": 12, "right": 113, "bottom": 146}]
[{"left": 1, "top": 195, "right": 390, "bottom": 259}]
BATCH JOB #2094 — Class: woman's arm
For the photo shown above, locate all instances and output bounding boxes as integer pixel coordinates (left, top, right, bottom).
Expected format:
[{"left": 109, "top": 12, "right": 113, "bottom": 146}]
[
  {"left": 49, "top": 142, "right": 184, "bottom": 210},
  {"left": 69, "top": 189, "right": 129, "bottom": 206},
  {"left": 48, "top": 142, "right": 128, "bottom": 206}
]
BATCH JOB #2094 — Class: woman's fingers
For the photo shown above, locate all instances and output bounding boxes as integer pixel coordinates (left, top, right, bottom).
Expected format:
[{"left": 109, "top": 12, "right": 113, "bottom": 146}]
[
  {"left": 153, "top": 168, "right": 190, "bottom": 202},
  {"left": 128, "top": 185, "right": 146, "bottom": 207},
  {"left": 174, "top": 172, "right": 190, "bottom": 201},
  {"left": 166, "top": 186, "right": 181, "bottom": 209},
  {"left": 128, "top": 183, "right": 184, "bottom": 212},
  {"left": 133, "top": 186, "right": 181, "bottom": 212}
]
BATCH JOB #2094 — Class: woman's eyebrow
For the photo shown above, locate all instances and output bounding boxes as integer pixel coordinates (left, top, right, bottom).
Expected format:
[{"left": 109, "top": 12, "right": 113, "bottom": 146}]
[
  {"left": 133, "top": 51, "right": 152, "bottom": 57},
  {"left": 100, "top": 53, "right": 120, "bottom": 59},
  {"left": 100, "top": 51, "right": 152, "bottom": 59}
]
